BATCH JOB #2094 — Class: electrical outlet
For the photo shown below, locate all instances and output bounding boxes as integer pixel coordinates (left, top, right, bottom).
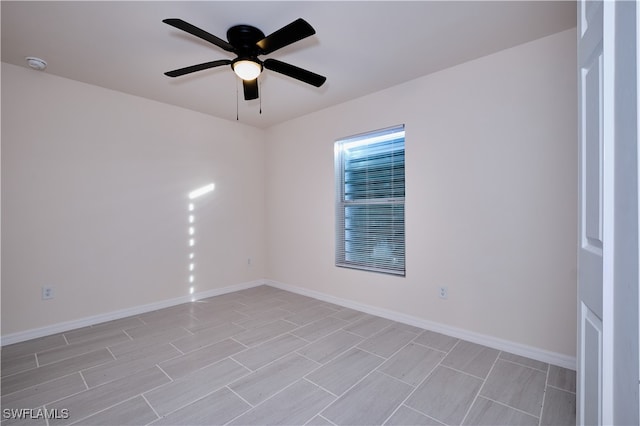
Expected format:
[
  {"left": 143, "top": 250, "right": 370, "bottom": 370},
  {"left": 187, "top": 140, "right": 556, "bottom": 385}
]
[
  {"left": 247, "top": 257, "right": 252, "bottom": 266},
  {"left": 438, "top": 286, "right": 448, "bottom": 300},
  {"left": 42, "top": 286, "right": 54, "bottom": 300}
]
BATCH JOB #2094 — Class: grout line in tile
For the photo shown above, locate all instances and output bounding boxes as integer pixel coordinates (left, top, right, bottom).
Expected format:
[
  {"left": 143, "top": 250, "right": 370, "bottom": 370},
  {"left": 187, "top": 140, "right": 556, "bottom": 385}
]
[
  {"left": 350, "top": 345, "right": 391, "bottom": 362},
  {"left": 121, "top": 328, "right": 134, "bottom": 341},
  {"left": 168, "top": 342, "right": 184, "bottom": 355},
  {"left": 499, "top": 357, "right": 549, "bottom": 373},
  {"left": 545, "top": 383, "right": 576, "bottom": 394},
  {"left": 225, "top": 384, "right": 255, "bottom": 408},
  {"left": 538, "top": 361, "right": 552, "bottom": 425},
  {"left": 480, "top": 394, "right": 542, "bottom": 422},
  {"left": 409, "top": 338, "right": 450, "bottom": 355},
  {"left": 305, "top": 413, "right": 338, "bottom": 426},
  {"left": 375, "top": 368, "right": 419, "bottom": 389},
  {"left": 79, "top": 370, "right": 90, "bottom": 390},
  {"left": 397, "top": 403, "right": 445, "bottom": 426},
  {"left": 381, "top": 351, "right": 444, "bottom": 425},
  {"left": 155, "top": 364, "right": 174, "bottom": 383},
  {"left": 437, "top": 363, "right": 489, "bottom": 382},
  {"left": 301, "top": 377, "right": 340, "bottom": 399},
  {"left": 140, "top": 393, "right": 161, "bottom": 422},
  {"left": 459, "top": 350, "right": 501, "bottom": 425}
]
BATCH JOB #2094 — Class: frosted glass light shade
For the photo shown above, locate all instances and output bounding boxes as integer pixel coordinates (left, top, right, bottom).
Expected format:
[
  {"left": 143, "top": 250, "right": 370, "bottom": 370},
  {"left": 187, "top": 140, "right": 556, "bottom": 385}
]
[{"left": 233, "top": 60, "right": 261, "bottom": 80}]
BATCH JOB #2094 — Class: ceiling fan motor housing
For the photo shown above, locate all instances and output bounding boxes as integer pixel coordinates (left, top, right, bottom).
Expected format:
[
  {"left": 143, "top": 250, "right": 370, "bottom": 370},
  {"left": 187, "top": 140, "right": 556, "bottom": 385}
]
[{"left": 227, "top": 24, "right": 265, "bottom": 61}]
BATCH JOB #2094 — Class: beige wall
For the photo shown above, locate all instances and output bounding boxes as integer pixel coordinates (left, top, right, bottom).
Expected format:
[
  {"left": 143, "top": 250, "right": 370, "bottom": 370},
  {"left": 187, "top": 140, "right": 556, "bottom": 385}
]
[
  {"left": 265, "top": 29, "right": 578, "bottom": 357},
  {"left": 2, "top": 28, "right": 577, "bottom": 358},
  {"left": 1, "top": 63, "right": 266, "bottom": 335}
]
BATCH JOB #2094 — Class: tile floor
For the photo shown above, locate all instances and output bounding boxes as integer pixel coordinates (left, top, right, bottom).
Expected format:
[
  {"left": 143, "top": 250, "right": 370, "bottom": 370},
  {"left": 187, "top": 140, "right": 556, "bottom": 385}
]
[{"left": 1, "top": 285, "right": 576, "bottom": 425}]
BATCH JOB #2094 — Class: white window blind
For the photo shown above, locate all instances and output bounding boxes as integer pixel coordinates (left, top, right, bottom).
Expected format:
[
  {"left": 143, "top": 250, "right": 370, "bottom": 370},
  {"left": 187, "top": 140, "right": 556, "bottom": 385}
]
[{"left": 335, "top": 125, "right": 405, "bottom": 276}]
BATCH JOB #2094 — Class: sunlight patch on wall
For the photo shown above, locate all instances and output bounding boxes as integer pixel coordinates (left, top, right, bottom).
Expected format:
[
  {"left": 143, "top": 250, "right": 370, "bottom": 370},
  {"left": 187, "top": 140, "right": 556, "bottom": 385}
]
[{"left": 187, "top": 183, "right": 215, "bottom": 301}]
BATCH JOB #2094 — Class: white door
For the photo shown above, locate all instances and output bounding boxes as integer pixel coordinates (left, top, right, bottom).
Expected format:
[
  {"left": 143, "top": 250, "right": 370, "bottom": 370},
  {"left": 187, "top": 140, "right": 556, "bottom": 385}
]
[
  {"left": 578, "top": 1, "right": 640, "bottom": 425},
  {"left": 577, "top": 0, "right": 605, "bottom": 424}
]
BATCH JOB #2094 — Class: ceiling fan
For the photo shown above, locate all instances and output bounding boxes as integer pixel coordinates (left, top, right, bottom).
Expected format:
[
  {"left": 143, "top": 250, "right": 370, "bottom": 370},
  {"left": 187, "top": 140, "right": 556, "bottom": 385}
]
[{"left": 163, "top": 18, "right": 327, "bottom": 100}]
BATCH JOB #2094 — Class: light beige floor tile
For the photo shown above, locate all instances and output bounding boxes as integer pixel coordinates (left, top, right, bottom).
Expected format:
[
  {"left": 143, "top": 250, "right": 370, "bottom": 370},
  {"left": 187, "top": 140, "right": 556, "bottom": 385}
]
[
  {"left": 229, "top": 353, "right": 319, "bottom": 405},
  {"left": 414, "top": 330, "right": 459, "bottom": 352},
  {"left": 191, "top": 305, "right": 249, "bottom": 324},
  {"left": 150, "top": 387, "right": 250, "bottom": 426},
  {"left": 441, "top": 340, "right": 499, "bottom": 379},
  {"left": 229, "top": 379, "right": 335, "bottom": 425},
  {"left": 74, "top": 395, "right": 158, "bottom": 426},
  {"left": 499, "top": 352, "right": 549, "bottom": 372},
  {"left": 357, "top": 325, "right": 415, "bottom": 358},
  {"left": 321, "top": 371, "right": 413, "bottom": 425},
  {"left": 306, "top": 415, "right": 335, "bottom": 425},
  {"left": 1, "top": 354, "right": 37, "bottom": 377},
  {"left": 306, "top": 348, "right": 385, "bottom": 396},
  {"left": 62, "top": 317, "right": 143, "bottom": 343},
  {"left": 1, "top": 334, "right": 68, "bottom": 360},
  {"left": 234, "top": 297, "right": 290, "bottom": 314},
  {"left": 378, "top": 342, "right": 445, "bottom": 386},
  {"left": 138, "top": 312, "right": 200, "bottom": 329},
  {"left": 37, "top": 329, "right": 130, "bottom": 366},
  {"left": 0, "top": 287, "right": 576, "bottom": 426},
  {"left": 384, "top": 405, "right": 444, "bottom": 425},
  {"left": 145, "top": 358, "right": 250, "bottom": 416},
  {"left": 232, "top": 320, "right": 296, "bottom": 347},
  {"left": 547, "top": 365, "right": 576, "bottom": 393},
  {"left": 231, "top": 333, "right": 308, "bottom": 371},
  {"left": 123, "top": 323, "right": 191, "bottom": 340},
  {"left": 159, "top": 338, "right": 245, "bottom": 380},
  {"left": 330, "top": 308, "right": 368, "bottom": 323},
  {"left": 296, "top": 330, "right": 363, "bottom": 364},
  {"left": 405, "top": 366, "right": 483, "bottom": 425},
  {"left": 480, "top": 359, "right": 546, "bottom": 416},
  {"left": 0, "top": 373, "right": 86, "bottom": 410},
  {"left": 232, "top": 308, "right": 290, "bottom": 329},
  {"left": 47, "top": 367, "right": 169, "bottom": 426},
  {"left": 0, "top": 407, "right": 49, "bottom": 426},
  {"left": 463, "top": 396, "right": 539, "bottom": 425},
  {"left": 284, "top": 306, "right": 337, "bottom": 326},
  {"left": 1, "top": 349, "right": 113, "bottom": 395},
  {"left": 82, "top": 343, "right": 180, "bottom": 388},
  {"left": 170, "top": 322, "right": 245, "bottom": 353},
  {"left": 291, "top": 317, "right": 349, "bottom": 342},
  {"left": 540, "top": 386, "right": 576, "bottom": 426},
  {"left": 343, "top": 315, "right": 393, "bottom": 338},
  {"left": 108, "top": 326, "right": 189, "bottom": 357}
]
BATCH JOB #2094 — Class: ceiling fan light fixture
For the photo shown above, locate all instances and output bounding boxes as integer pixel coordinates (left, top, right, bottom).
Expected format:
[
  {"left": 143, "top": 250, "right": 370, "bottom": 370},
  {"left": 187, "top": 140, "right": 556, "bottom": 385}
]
[{"left": 232, "top": 59, "right": 262, "bottom": 81}]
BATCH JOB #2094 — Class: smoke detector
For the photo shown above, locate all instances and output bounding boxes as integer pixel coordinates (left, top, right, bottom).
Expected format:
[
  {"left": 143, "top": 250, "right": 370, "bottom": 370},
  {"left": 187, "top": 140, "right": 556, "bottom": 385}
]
[{"left": 25, "top": 57, "right": 47, "bottom": 71}]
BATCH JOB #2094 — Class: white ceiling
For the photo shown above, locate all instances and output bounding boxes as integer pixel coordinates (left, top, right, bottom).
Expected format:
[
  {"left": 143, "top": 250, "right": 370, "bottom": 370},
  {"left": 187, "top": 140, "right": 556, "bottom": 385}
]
[{"left": 1, "top": 1, "right": 576, "bottom": 129}]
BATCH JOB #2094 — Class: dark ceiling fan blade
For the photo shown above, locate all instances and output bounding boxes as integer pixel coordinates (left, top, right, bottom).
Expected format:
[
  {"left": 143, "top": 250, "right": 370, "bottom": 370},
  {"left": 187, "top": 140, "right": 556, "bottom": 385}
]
[
  {"left": 243, "top": 79, "right": 259, "bottom": 100},
  {"left": 165, "top": 60, "right": 231, "bottom": 77},
  {"left": 163, "top": 18, "right": 235, "bottom": 52},
  {"left": 256, "top": 18, "right": 316, "bottom": 55},
  {"left": 263, "top": 59, "right": 326, "bottom": 87}
]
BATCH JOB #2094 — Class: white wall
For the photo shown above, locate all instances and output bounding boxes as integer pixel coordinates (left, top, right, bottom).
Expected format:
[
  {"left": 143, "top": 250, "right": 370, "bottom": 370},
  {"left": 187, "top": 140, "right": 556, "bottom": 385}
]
[
  {"left": 265, "top": 29, "right": 578, "bottom": 357},
  {"left": 1, "top": 29, "right": 578, "bottom": 359},
  {"left": 1, "top": 63, "right": 266, "bottom": 335}
]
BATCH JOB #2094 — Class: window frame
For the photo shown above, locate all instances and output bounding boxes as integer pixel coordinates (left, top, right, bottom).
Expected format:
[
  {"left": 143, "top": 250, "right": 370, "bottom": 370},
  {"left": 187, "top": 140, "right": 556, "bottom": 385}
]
[{"left": 334, "top": 124, "right": 406, "bottom": 276}]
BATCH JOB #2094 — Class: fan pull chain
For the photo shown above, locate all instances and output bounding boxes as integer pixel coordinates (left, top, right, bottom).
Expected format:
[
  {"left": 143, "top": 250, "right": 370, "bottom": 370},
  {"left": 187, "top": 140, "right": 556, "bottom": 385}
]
[
  {"left": 259, "top": 78, "right": 262, "bottom": 115},
  {"left": 236, "top": 78, "right": 239, "bottom": 121}
]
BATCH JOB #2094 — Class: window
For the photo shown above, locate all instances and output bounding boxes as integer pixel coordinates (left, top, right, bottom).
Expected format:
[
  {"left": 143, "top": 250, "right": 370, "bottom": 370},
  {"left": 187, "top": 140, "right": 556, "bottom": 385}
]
[{"left": 335, "top": 125, "right": 405, "bottom": 276}]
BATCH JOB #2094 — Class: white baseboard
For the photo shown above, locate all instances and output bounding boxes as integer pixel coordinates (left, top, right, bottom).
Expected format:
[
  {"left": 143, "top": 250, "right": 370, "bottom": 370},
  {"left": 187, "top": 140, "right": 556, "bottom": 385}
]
[
  {"left": 0, "top": 280, "right": 266, "bottom": 347},
  {"left": 266, "top": 280, "right": 577, "bottom": 371},
  {"left": 2, "top": 278, "right": 577, "bottom": 371}
]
